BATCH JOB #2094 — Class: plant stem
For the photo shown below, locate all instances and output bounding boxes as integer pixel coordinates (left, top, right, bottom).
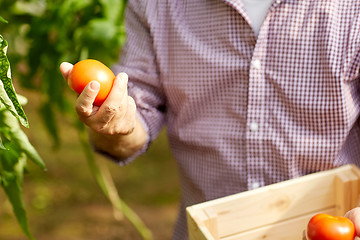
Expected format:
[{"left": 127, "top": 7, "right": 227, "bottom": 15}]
[{"left": 78, "top": 126, "right": 153, "bottom": 240}]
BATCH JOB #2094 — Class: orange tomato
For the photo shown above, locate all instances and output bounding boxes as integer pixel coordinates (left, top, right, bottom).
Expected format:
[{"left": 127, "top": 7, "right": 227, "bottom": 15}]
[
  {"left": 68, "top": 59, "right": 115, "bottom": 106},
  {"left": 307, "top": 213, "right": 356, "bottom": 240}
]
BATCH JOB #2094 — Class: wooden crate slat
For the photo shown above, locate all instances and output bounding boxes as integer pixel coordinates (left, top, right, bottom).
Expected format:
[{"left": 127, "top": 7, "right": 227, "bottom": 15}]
[
  {"left": 187, "top": 207, "right": 216, "bottom": 240},
  {"left": 220, "top": 208, "right": 336, "bottom": 240},
  {"left": 341, "top": 170, "right": 359, "bottom": 210},
  {"left": 335, "top": 172, "right": 352, "bottom": 215},
  {"left": 204, "top": 208, "right": 219, "bottom": 239},
  {"left": 351, "top": 167, "right": 360, "bottom": 207}
]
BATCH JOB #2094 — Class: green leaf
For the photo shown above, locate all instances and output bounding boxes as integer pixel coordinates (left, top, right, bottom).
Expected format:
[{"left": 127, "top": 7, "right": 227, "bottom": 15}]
[
  {"left": 82, "top": 19, "right": 118, "bottom": 43},
  {"left": 13, "top": 127, "right": 46, "bottom": 169},
  {"left": 0, "top": 16, "right": 8, "bottom": 23},
  {"left": 17, "top": 94, "right": 28, "bottom": 106},
  {"left": 12, "top": 1, "right": 46, "bottom": 17},
  {"left": 0, "top": 136, "right": 6, "bottom": 150},
  {"left": 0, "top": 110, "right": 42, "bottom": 240},
  {"left": 58, "top": 0, "right": 92, "bottom": 18},
  {"left": 1, "top": 164, "right": 35, "bottom": 240},
  {"left": 99, "top": 0, "right": 125, "bottom": 23},
  {"left": 1, "top": 110, "right": 45, "bottom": 169},
  {"left": 0, "top": 140, "right": 34, "bottom": 240},
  {"left": 0, "top": 35, "right": 29, "bottom": 128}
]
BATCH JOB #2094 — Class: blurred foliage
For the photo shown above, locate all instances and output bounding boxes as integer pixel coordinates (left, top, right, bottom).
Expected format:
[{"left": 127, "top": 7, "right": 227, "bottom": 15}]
[
  {"left": 0, "top": 0, "right": 127, "bottom": 146},
  {"left": 0, "top": 1, "right": 157, "bottom": 240}
]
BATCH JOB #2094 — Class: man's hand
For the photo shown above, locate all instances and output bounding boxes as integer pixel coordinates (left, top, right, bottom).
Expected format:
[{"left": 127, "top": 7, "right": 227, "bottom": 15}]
[
  {"left": 345, "top": 207, "right": 360, "bottom": 238},
  {"left": 60, "top": 62, "right": 147, "bottom": 159},
  {"left": 60, "top": 62, "right": 137, "bottom": 135}
]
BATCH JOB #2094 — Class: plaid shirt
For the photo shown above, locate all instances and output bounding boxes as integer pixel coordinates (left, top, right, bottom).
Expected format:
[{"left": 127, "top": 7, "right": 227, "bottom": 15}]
[{"left": 112, "top": 0, "right": 360, "bottom": 239}]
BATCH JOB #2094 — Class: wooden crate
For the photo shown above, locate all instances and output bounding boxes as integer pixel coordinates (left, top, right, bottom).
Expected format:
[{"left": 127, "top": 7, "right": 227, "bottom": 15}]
[{"left": 187, "top": 164, "right": 360, "bottom": 240}]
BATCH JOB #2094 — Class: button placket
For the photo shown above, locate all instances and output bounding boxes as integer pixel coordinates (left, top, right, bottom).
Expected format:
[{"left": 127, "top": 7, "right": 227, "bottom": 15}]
[
  {"left": 247, "top": 57, "right": 264, "bottom": 135},
  {"left": 249, "top": 122, "right": 259, "bottom": 132},
  {"left": 252, "top": 59, "right": 261, "bottom": 70},
  {"left": 246, "top": 42, "right": 266, "bottom": 190},
  {"left": 251, "top": 181, "right": 260, "bottom": 189}
]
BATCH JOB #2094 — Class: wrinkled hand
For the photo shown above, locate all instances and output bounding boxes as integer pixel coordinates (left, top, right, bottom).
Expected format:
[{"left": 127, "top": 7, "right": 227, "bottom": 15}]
[
  {"left": 60, "top": 62, "right": 137, "bottom": 136},
  {"left": 345, "top": 207, "right": 360, "bottom": 238}
]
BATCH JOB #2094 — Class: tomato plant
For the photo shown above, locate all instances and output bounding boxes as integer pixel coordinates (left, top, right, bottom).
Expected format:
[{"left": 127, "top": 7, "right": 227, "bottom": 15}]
[
  {"left": 1, "top": 24, "right": 45, "bottom": 240},
  {"left": 307, "top": 213, "right": 356, "bottom": 240},
  {"left": 68, "top": 59, "right": 115, "bottom": 106}
]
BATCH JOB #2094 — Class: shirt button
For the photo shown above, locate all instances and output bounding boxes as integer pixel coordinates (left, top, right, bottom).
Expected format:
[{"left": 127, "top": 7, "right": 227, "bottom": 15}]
[
  {"left": 252, "top": 59, "right": 261, "bottom": 70},
  {"left": 250, "top": 122, "right": 259, "bottom": 131},
  {"left": 251, "top": 182, "right": 260, "bottom": 189}
]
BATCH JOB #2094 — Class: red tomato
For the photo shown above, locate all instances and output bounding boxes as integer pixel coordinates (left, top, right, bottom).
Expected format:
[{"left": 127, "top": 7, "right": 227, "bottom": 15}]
[
  {"left": 68, "top": 59, "right": 115, "bottom": 106},
  {"left": 307, "top": 213, "right": 356, "bottom": 240}
]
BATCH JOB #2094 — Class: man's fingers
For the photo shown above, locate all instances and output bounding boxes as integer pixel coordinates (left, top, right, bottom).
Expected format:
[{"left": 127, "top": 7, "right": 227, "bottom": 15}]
[
  {"left": 59, "top": 62, "right": 73, "bottom": 80},
  {"left": 95, "top": 72, "right": 128, "bottom": 122},
  {"left": 75, "top": 81, "right": 100, "bottom": 118},
  {"left": 345, "top": 207, "right": 360, "bottom": 237},
  {"left": 104, "top": 72, "right": 128, "bottom": 104}
]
